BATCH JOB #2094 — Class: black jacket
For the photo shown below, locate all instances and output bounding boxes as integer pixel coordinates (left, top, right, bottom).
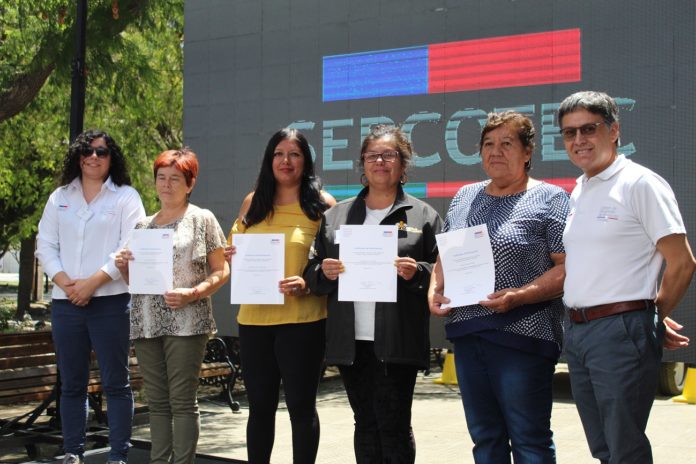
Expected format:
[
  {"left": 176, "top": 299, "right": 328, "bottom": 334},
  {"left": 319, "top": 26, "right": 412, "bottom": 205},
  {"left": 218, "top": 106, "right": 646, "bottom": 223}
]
[{"left": 303, "top": 186, "right": 442, "bottom": 368}]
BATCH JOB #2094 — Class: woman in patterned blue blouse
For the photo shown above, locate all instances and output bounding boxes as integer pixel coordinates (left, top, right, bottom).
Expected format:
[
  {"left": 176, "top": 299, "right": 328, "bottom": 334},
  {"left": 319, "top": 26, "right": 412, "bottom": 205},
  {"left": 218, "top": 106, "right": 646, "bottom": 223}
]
[{"left": 428, "top": 112, "right": 569, "bottom": 464}]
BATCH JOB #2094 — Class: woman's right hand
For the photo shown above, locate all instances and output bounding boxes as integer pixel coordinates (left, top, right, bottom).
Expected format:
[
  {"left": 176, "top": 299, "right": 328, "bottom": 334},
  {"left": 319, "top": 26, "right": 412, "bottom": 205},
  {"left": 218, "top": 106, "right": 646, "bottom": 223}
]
[
  {"left": 53, "top": 272, "right": 76, "bottom": 297},
  {"left": 114, "top": 249, "right": 134, "bottom": 275},
  {"left": 321, "top": 258, "right": 344, "bottom": 281},
  {"left": 429, "top": 292, "right": 452, "bottom": 317},
  {"left": 223, "top": 245, "right": 237, "bottom": 264}
]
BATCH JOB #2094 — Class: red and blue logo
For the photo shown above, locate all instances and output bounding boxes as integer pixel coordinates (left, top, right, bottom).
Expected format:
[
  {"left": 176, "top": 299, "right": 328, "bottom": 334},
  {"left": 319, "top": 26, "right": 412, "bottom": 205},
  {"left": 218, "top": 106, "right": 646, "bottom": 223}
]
[{"left": 323, "top": 29, "right": 581, "bottom": 102}]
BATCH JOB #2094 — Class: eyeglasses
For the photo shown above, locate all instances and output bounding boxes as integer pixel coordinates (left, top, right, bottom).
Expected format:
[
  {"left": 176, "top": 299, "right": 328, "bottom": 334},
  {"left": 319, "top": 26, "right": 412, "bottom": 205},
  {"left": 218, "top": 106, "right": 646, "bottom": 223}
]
[
  {"left": 363, "top": 150, "right": 399, "bottom": 163},
  {"left": 81, "top": 147, "right": 110, "bottom": 158},
  {"left": 559, "top": 122, "right": 604, "bottom": 141}
]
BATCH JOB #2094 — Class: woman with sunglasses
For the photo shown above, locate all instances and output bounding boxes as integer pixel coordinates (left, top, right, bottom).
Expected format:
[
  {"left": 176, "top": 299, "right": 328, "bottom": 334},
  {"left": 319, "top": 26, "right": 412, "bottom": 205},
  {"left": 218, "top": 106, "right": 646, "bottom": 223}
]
[
  {"left": 36, "top": 130, "right": 145, "bottom": 464},
  {"left": 303, "top": 125, "right": 441, "bottom": 463}
]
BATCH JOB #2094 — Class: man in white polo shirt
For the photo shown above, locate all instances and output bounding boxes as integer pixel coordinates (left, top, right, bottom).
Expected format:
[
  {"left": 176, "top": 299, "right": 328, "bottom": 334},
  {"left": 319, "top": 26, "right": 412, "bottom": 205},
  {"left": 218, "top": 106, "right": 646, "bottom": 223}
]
[{"left": 559, "top": 91, "right": 696, "bottom": 464}]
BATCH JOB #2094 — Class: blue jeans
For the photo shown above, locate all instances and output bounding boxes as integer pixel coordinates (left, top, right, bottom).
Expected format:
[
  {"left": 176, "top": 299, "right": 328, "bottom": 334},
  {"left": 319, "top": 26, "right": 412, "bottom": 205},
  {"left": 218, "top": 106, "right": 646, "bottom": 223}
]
[
  {"left": 565, "top": 306, "right": 663, "bottom": 464},
  {"left": 52, "top": 294, "right": 133, "bottom": 461},
  {"left": 454, "top": 335, "right": 556, "bottom": 464}
]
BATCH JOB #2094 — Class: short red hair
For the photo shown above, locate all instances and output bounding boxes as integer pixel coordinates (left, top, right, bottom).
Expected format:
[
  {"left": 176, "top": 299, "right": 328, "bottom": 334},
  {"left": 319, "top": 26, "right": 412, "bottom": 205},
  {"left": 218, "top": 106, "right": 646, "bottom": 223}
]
[{"left": 153, "top": 148, "right": 199, "bottom": 187}]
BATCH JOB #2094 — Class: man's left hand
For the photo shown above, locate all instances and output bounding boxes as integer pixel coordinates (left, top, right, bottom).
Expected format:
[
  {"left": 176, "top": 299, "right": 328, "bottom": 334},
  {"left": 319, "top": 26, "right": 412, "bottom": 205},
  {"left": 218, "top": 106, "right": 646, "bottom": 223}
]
[{"left": 663, "top": 316, "right": 690, "bottom": 350}]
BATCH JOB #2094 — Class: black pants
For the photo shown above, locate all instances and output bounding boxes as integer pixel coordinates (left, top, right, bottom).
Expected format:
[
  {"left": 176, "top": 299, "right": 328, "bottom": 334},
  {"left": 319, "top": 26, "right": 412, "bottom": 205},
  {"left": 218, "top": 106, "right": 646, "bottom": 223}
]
[
  {"left": 239, "top": 320, "right": 326, "bottom": 464},
  {"left": 339, "top": 341, "right": 418, "bottom": 464}
]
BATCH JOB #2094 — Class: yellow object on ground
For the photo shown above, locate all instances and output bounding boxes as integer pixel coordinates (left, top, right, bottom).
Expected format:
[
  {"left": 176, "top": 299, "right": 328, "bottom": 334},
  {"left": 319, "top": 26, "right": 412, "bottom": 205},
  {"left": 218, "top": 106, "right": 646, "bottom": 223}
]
[
  {"left": 433, "top": 351, "right": 458, "bottom": 385},
  {"left": 672, "top": 367, "right": 696, "bottom": 404}
]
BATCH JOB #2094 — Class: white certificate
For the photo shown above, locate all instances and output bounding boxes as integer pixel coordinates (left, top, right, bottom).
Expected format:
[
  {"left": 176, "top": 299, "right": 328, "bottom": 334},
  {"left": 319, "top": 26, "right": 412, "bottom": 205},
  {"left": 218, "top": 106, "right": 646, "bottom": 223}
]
[
  {"left": 338, "top": 225, "right": 398, "bottom": 302},
  {"left": 128, "top": 229, "right": 174, "bottom": 295},
  {"left": 230, "top": 234, "right": 285, "bottom": 305},
  {"left": 435, "top": 224, "right": 495, "bottom": 308}
]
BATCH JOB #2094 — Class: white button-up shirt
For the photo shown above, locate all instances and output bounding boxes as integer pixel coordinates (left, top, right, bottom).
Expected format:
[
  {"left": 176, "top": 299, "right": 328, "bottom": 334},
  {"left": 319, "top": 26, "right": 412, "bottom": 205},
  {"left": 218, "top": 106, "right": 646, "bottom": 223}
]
[{"left": 36, "top": 177, "right": 146, "bottom": 299}]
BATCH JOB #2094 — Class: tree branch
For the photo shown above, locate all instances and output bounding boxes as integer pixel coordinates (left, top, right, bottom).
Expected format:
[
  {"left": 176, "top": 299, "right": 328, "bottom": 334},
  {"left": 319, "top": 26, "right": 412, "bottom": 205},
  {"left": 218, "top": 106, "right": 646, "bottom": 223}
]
[
  {"left": 0, "top": 64, "right": 55, "bottom": 121},
  {"left": 0, "top": 0, "right": 151, "bottom": 123}
]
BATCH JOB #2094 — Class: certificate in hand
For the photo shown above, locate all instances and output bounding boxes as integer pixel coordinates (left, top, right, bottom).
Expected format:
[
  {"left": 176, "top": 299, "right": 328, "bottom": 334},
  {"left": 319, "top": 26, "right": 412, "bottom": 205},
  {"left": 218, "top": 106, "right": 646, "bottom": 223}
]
[
  {"left": 338, "top": 225, "right": 398, "bottom": 302},
  {"left": 435, "top": 224, "right": 495, "bottom": 308},
  {"left": 230, "top": 234, "right": 285, "bottom": 305},
  {"left": 128, "top": 229, "right": 174, "bottom": 295}
]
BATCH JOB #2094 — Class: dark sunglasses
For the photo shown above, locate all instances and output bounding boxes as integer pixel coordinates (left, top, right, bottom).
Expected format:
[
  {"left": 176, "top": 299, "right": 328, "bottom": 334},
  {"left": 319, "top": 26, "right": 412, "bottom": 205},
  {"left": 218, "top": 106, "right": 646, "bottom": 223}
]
[
  {"left": 559, "top": 122, "right": 603, "bottom": 141},
  {"left": 81, "top": 147, "right": 110, "bottom": 158}
]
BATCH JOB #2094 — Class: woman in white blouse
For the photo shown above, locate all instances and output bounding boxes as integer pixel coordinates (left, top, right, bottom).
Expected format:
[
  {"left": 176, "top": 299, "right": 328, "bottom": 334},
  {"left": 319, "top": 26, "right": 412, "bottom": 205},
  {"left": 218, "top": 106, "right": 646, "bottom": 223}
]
[
  {"left": 115, "top": 148, "right": 229, "bottom": 464},
  {"left": 36, "top": 130, "right": 146, "bottom": 464}
]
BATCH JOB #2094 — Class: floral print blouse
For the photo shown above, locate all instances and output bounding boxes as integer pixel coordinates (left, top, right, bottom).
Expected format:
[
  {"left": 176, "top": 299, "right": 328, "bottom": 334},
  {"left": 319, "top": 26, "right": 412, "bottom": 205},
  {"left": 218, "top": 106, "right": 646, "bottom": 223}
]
[{"left": 129, "top": 204, "right": 226, "bottom": 340}]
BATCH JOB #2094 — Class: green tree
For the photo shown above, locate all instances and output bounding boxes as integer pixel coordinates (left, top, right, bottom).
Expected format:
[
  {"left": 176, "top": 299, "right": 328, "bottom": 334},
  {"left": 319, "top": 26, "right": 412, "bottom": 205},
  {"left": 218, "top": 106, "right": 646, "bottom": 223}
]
[{"left": 0, "top": 0, "right": 184, "bottom": 318}]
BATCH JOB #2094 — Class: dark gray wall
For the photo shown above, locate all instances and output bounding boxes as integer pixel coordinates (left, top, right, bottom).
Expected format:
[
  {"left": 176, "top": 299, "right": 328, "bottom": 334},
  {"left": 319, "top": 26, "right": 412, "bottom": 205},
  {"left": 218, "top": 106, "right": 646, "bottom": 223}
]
[{"left": 184, "top": 0, "right": 696, "bottom": 362}]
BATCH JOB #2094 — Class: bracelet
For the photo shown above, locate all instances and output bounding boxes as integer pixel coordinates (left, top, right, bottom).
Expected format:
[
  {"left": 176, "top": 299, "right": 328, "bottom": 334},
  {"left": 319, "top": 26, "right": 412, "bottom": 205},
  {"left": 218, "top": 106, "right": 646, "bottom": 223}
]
[{"left": 191, "top": 287, "right": 201, "bottom": 300}]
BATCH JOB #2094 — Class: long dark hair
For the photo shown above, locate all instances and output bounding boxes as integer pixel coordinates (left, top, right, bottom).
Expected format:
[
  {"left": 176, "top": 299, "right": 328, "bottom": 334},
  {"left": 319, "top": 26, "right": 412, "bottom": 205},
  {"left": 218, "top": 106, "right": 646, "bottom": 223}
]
[
  {"left": 60, "top": 129, "right": 131, "bottom": 186},
  {"left": 244, "top": 128, "right": 328, "bottom": 227}
]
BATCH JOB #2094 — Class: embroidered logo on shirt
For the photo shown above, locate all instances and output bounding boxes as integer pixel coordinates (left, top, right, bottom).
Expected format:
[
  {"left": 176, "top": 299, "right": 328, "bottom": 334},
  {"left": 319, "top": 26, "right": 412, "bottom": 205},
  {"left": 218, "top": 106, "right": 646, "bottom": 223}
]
[
  {"left": 396, "top": 221, "right": 422, "bottom": 234},
  {"left": 596, "top": 206, "right": 619, "bottom": 222},
  {"left": 58, "top": 204, "right": 69, "bottom": 210}
]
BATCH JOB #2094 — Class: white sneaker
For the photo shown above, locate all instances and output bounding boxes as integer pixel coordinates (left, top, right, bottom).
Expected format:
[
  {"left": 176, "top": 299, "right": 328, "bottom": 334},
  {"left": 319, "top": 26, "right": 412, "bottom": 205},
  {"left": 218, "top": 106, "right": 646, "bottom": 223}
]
[{"left": 62, "top": 453, "right": 83, "bottom": 464}]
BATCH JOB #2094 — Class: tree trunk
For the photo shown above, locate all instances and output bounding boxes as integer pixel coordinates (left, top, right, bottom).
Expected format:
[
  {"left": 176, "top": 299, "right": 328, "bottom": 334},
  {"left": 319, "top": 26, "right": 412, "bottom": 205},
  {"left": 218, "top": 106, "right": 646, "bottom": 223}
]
[
  {"left": 15, "top": 235, "right": 36, "bottom": 320},
  {"left": 0, "top": 64, "right": 55, "bottom": 122}
]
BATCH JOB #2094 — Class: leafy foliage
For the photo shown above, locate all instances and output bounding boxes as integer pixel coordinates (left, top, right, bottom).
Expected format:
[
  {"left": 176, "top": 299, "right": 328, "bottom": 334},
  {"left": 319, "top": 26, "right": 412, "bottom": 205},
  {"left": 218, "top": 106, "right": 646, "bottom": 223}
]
[{"left": 0, "top": 0, "right": 184, "bottom": 258}]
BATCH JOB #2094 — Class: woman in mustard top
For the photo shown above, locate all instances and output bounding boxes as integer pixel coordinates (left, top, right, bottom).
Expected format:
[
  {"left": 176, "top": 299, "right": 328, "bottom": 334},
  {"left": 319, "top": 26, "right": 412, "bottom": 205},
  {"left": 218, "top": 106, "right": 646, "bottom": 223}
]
[{"left": 226, "top": 128, "right": 335, "bottom": 464}]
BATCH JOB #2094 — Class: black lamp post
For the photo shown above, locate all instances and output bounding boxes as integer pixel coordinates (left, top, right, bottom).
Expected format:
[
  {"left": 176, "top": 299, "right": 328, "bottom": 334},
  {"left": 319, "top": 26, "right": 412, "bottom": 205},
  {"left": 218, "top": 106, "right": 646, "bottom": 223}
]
[
  {"left": 55, "top": 0, "right": 88, "bottom": 429},
  {"left": 69, "top": 0, "right": 87, "bottom": 143}
]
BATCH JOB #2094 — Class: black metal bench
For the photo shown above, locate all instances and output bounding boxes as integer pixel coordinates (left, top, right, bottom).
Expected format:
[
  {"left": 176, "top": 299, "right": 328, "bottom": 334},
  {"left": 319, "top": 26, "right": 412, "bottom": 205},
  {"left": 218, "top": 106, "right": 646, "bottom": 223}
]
[{"left": 0, "top": 331, "right": 239, "bottom": 459}]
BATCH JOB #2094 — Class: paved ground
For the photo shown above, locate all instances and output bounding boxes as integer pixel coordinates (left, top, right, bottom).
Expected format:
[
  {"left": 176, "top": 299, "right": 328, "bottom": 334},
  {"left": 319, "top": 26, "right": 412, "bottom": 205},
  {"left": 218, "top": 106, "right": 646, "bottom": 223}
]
[
  {"left": 2, "top": 273, "right": 695, "bottom": 462},
  {"left": 0, "top": 273, "right": 19, "bottom": 283},
  {"left": 183, "top": 365, "right": 696, "bottom": 463},
  {"left": 4, "top": 364, "right": 696, "bottom": 463},
  {"left": 0, "top": 272, "right": 19, "bottom": 299}
]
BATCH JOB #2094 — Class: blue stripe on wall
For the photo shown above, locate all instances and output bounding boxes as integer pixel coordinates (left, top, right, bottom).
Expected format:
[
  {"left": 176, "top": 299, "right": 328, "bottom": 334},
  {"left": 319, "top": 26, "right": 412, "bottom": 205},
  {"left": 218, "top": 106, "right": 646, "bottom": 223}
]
[
  {"left": 324, "top": 184, "right": 363, "bottom": 200},
  {"left": 323, "top": 46, "right": 429, "bottom": 102}
]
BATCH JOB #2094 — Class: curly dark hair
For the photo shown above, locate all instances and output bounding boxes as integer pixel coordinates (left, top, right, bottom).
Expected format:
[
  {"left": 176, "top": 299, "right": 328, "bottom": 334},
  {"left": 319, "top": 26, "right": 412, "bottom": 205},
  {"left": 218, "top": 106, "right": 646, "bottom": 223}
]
[
  {"left": 244, "top": 128, "right": 329, "bottom": 227},
  {"left": 60, "top": 129, "right": 131, "bottom": 186}
]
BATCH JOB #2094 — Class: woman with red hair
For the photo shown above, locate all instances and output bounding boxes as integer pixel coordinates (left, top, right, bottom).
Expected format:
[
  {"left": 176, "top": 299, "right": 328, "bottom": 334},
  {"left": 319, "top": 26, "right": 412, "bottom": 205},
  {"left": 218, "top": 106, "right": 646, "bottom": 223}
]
[{"left": 115, "top": 148, "right": 230, "bottom": 464}]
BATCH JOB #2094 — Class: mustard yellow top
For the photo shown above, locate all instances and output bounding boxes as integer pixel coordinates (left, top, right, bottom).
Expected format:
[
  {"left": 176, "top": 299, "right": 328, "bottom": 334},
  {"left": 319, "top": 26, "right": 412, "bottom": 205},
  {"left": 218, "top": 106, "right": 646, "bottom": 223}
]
[{"left": 229, "top": 202, "right": 327, "bottom": 325}]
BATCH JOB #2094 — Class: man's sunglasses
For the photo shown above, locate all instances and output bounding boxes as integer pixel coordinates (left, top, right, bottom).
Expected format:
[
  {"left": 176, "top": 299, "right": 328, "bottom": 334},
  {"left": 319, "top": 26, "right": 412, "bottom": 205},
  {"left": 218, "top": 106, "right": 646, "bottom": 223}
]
[{"left": 559, "top": 122, "right": 604, "bottom": 141}]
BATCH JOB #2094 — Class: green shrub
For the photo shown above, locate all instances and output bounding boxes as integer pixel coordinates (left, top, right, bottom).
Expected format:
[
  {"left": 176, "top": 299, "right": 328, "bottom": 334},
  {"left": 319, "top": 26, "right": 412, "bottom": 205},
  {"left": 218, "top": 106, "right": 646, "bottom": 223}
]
[{"left": 0, "top": 298, "right": 16, "bottom": 331}]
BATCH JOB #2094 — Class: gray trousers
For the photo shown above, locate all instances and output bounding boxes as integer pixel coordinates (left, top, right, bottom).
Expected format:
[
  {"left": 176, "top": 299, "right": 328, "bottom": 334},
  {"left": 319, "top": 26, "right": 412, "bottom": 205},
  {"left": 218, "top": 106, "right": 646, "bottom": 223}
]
[
  {"left": 564, "top": 305, "right": 664, "bottom": 464},
  {"left": 134, "top": 334, "right": 209, "bottom": 464}
]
